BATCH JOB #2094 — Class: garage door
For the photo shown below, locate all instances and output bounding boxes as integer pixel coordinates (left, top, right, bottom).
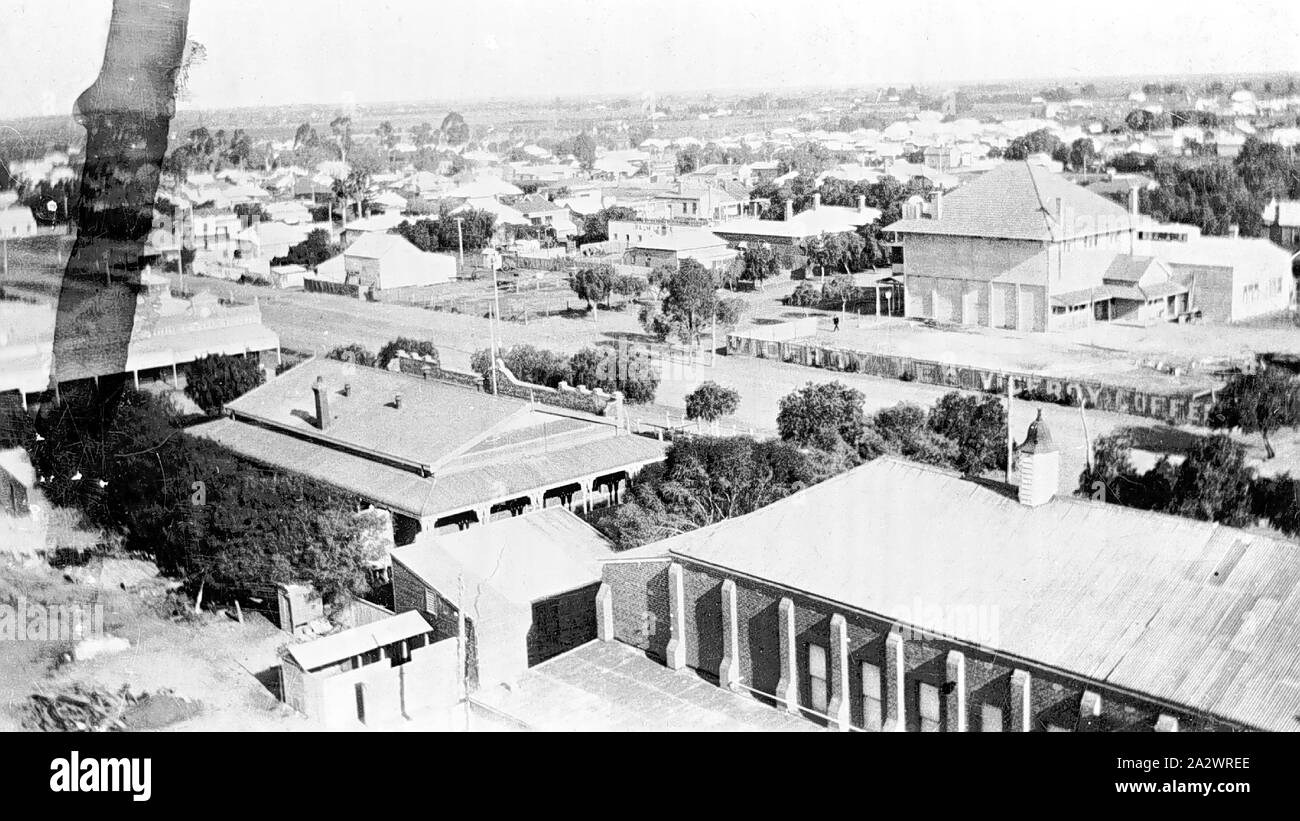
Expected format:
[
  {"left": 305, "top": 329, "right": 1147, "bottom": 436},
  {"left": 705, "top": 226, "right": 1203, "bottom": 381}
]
[
  {"left": 933, "top": 279, "right": 962, "bottom": 323},
  {"left": 1019, "top": 285, "right": 1045, "bottom": 332}
]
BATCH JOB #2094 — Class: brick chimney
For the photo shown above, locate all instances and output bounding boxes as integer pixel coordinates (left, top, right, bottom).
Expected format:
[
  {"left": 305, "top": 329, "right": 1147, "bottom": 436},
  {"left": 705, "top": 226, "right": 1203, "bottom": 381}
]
[
  {"left": 784, "top": 200, "right": 794, "bottom": 221},
  {"left": 1129, "top": 186, "right": 1140, "bottom": 217},
  {"left": 312, "top": 376, "right": 331, "bottom": 430},
  {"left": 1017, "top": 410, "right": 1059, "bottom": 507},
  {"left": 934, "top": 191, "right": 944, "bottom": 220},
  {"left": 813, "top": 192, "right": 822, "bottom": 210},
  {"left": 1229, "top": 224, "right": 1240, "bottom": 239},
  {"left": 857, "top": 194, "right": 867, "bottom": 214},
  {"left": 394, "top": 393, "right": 404, "bottom": 409}
]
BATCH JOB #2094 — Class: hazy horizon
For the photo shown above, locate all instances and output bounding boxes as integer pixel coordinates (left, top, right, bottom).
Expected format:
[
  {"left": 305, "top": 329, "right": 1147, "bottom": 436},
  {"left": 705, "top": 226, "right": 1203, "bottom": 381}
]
[{"left": 2, "top": 0, "right": 1299, "bottom": 120}]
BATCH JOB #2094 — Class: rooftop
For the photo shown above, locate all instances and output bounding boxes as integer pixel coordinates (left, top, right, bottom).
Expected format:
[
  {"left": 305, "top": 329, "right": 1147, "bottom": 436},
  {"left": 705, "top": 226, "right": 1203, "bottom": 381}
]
[
  {"left": 392, "top": 507, "right": 614, "bottom": 610},
  {"left": 641, "top": 457, "right": 1300, "bottom": 732},
  {"left": 188, "top": 358, "right": 667, "bottom": 518},
  {"left": 285, "top": 610, "right": 435, "bottom": 672},
  {"left": 884, "top": 161, "right": 1132, "bottom": 242},
  {"left": 471, "top": 640, "right": 819, "bottom": 732}
]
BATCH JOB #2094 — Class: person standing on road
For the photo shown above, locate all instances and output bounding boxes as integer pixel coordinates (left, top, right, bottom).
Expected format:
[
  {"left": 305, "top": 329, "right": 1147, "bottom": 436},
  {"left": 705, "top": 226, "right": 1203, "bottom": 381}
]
[{"left": 832, "top": 316, "right": 840, "bottom": 332}]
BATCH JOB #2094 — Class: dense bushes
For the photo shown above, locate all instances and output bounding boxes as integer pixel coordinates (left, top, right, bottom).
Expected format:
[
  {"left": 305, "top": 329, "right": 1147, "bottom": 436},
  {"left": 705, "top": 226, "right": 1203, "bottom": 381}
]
[{"left": 30, "top": 384, "right": 378, "bottom": 602}]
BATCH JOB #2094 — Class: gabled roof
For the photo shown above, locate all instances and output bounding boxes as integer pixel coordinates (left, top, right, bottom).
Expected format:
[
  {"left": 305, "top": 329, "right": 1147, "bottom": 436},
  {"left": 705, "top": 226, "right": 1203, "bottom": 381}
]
[
  {"left": 392, "top": 507, "right": 613, "bottom": 611},
  {"left": 884, "top": 161, "right": 1132, "bottom": 242},
  {"left": 645, "top": 457, "right": 1300, "bottom": 732}
]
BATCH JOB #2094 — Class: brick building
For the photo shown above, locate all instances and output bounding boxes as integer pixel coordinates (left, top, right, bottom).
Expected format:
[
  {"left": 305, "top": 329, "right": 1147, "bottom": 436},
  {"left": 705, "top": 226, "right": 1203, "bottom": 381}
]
[
  {"left": 391, "top": 507, "right": 613, "bottom": 690},
  {"left": 886, "top": 161, "right": 1294, "bottom": 329},
  {"left": 593, "top": 415, "right": 1300, "bottom": 732}
]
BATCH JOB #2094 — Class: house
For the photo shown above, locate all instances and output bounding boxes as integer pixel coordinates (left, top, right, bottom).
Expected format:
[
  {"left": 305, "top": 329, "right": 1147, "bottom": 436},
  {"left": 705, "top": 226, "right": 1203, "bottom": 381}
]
[
  {"left": 652, "top": 184, "right": 747, "bottom": 221},
  {"left": 236, "top": 220, "right": 315, "bottom": 262},
  {"left": 512, "top": 195, "right": 577, "bottom": 237},
  {"left": 624, "top": 225, "right": 738, "bottom": 271},
  {"left": 1, "top": 273, "right": 281, "bottom": 404},
  {"left": 711, "top": 194, "right": 880, "bottom": 249},
  {"left": 1140, "top": 227, "right": 1296, "bottom": 322},
  {"left": 279, "top": 610, "right": 457, "bottom": 729},
  {"left": 391, "top": 507, "right": 615, "bottom": 690},
  {"left": 590, "top": 416, "right": 1300, "bottom": 732},
  {"left": 1262, "top": 198, "right": 1300, "bottom": 251},
  {"left": 190, "top": 207, "right": 242, "bottom": 257},
  {"left": 187, "top": 355, "right": 667, "bottom": 546},
  {"left": 884, "top": 162, "right": 1201, "bottom": 331},
  {"left": 0, "top": 207, "right": 38, "bottom": 241},
  {"left": 262, "top": 200, "right": 313, "bottom": 225},
  {"left": 339, "top": 212, "right": 407, "bottom": 246},
  {"left": 0, "top": 448, "right": 35, "bottom": 517},
  {"left": 313, "top": 233, "right": 456, "bottom": 293}
]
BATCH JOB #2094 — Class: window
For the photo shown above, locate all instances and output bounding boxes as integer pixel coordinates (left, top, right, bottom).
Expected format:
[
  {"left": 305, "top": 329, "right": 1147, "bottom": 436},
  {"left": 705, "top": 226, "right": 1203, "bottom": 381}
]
[
  {"left": 861, "top": 662, "right": 883, "bottom": 731},
  {"left": 981, "top": 703, "right": 1003, "bottom": 732},
  {"left": 808, "top": 644, "right": 828, "bottom": 713},
  {"left": 918, "top": 682, "right": 941, "bottom": 732}
]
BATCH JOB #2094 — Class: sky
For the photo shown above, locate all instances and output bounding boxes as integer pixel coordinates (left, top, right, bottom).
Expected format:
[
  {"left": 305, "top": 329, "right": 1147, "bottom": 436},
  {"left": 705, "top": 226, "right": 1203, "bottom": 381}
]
[{"left": 2, "top": 0, "right": 1300, "bottom": 118}]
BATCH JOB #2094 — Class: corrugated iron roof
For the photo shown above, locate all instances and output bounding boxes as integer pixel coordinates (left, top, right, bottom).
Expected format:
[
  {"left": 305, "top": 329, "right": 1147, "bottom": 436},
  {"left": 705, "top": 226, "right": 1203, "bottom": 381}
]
[{"left": 657, "top": 457, "right": 1300, "bottom": 731}]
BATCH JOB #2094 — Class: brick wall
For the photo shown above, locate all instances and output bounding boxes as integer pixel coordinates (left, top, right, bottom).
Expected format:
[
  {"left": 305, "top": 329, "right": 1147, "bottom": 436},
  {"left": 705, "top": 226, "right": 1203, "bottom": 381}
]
[
  {"left": 602, "top": 559, "right": 670, "bottom": 662},
  {"left": 633, "top": 558, "right": 1241, "bottom": 732}
]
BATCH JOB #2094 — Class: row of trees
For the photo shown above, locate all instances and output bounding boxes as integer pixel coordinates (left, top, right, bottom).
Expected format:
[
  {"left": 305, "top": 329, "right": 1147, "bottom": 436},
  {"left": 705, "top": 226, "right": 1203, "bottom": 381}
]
[
  {"left": 1078, "top": 432, "right": 1299, "bottom": 537},
  {"left": 591, "top": 383, "right": 1008, "bottom": 550},
  {"left": 392, "top": 207, "right": 498, "bottom": 254},
  {"left": 467, "top": 342, "right": 660, "bottom": 404}
]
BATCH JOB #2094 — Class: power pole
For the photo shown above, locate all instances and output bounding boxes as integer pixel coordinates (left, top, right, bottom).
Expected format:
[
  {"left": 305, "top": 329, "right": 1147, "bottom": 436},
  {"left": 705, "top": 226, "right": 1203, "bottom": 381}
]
[
  {"left": 457, "top": 574, "right": 470, "bottom": 731},
  {"left": 455, "top": 217, "right": 465, "bottom": 266},
  {"left": 490, "top": 273, "right": 502, "bottom": 397},
  {"left": 1005, "top": 374, "right": 1014, "bottom": 485}
]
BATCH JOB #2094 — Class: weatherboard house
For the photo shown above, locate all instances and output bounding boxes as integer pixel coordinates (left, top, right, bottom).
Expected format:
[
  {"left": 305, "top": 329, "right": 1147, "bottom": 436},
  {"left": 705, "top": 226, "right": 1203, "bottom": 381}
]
[{"left": 188, "top": 355, "right": 667, "bottom": 547}]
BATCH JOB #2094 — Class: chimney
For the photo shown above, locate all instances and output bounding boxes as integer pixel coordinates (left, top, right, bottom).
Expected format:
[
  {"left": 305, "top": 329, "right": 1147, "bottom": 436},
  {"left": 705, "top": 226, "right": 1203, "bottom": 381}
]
[
  {"left": 1128, "top": 186, "right": 1140, "bottom": 217},
  {"left": 342, "top": 383, "right": 351, "bottom": 397},
  {"left": 813, "top": 193, "right": 822, "bottom": 210},
  {"left": 1276, "top": 201, "right": 1282, "bottom": 227},
  {"left": 1053, "top": 197, "right": 1064, "bottom": 219},
  {"left": 857, "top": 194, "right": 867, "bottom": 214},
  {"left": 312, "top": 376, "right": 331, "bottom": 430},
  {"left": 784, "top": 200, "right": 794, "bottom": 221},
  {"left": 934, "top": 191, "right": 944, "bottom": 220},
  {"left": 394, "top": 393, "right": 404, "bottom": 409},
  {"left": 1229, "top": 224, "right": 1240, "bottom": 239},
  {"left": 1017, "top": 410, "right": 1059, "bottom": 507}
]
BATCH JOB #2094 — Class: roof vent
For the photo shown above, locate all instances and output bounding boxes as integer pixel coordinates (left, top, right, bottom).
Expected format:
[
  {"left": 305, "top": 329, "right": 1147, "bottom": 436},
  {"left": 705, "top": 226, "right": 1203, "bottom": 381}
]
[{"left": 1017, "top": 410, "right": 1059, "bottom": 507}]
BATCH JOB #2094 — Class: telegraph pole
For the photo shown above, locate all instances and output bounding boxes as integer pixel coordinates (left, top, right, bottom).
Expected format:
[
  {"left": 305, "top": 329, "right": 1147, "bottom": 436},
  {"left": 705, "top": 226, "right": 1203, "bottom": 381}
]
[
  {"left": 455, "top": 217, "right": 465, "bottom": 266},
  {"left": 1005, "top": 374, "right": 1014, "bottom": 485}
]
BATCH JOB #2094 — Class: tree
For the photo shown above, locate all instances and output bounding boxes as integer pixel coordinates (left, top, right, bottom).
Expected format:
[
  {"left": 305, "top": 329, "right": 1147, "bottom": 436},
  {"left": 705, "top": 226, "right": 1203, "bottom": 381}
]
[
  {"left": 591, "top": 437, "right": 824, "bottom": 549},
  {"left": 576, "top": 205, "right": 637, "bottom": 245},
  {"left": 184, "top": 354, "right": 265, "bottom": 414},
  {"left": 739, "top": 244, "right": 779, "bottom": 291},
  {"left": 410, "top": 121, "right": 435, "bottom": 149},
  {"left": 270, "top": 228, "right": 338, "bottom": 268},
  {"left": 777, "top": 381, "right": 866, "bottom": 452},
  {"left": 568, "top": 346, "right": 659, "bottom": 404},
  {"left": 652, "top": 259, "right": 718, "bottom": 346},
  {"left": 1068, "top": 137, "right": 1097, "bottom": 173},
  {"left": 571, "top": 133, "right": 598, "bottom": 170},
  {"left": 472, "top": 344, "right": 571, "bottom": 390},
  {"left": 440, "top": 111, "right": 470, "bottom": 146},
  {"left": 572, "top": 266, "right": 614, "bottom": 310},
  {"left": 1209, "top": 365, "right": 1300, "bottom": 459},
  {"left": 927, "top": 392, "right": 1008, "bottom": 475},
  {"left": 326, "top": 344, "right": 378, "bottom": 368},
  {"left": 375, "top": 120, "right": 398, "bottom": 160},
  {"left": 329, "top": 114, "right": 353, "bottom": 162},
  {"left": 377, "top": 337, "right": 440, "bottom": 370},
  {"left": 870, "top": 402, "right": 958, "bottom": 468},
  {"left": 1004, "top": 128, "right": 1063, "bottom": 161},
  {"left": 685, "top": 382, "right": 740, "bottom": 430},
  {"left": 1125, "top": 109, "right": 1156, "bottom": 132},
  {"left": 293, "top": 121, "right": 319, "bottom": 150},
  {"left": 1165, "top": 435, "right": 1255, "bottom": 526}
]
